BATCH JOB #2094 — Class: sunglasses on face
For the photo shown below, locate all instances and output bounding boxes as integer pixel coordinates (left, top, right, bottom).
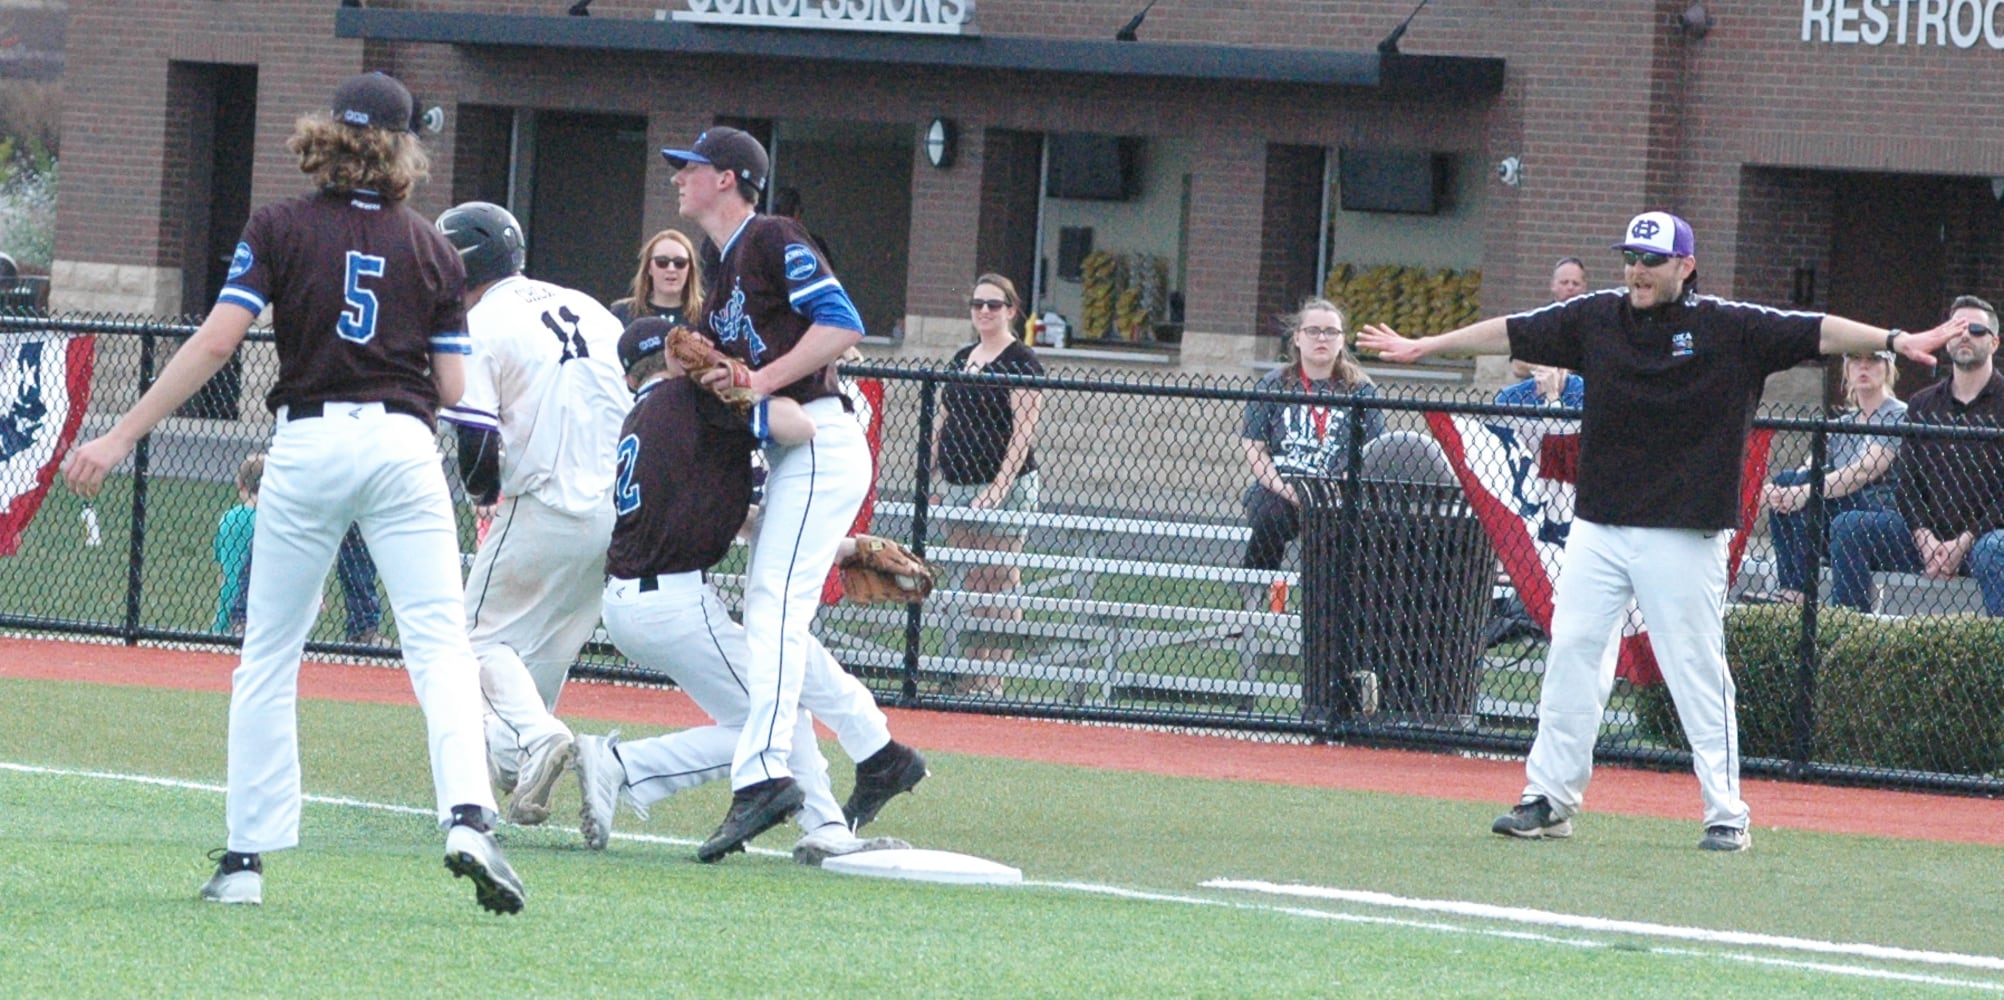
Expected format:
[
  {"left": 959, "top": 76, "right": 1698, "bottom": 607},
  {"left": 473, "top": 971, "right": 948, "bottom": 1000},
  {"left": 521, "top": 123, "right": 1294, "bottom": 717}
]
[
  {"left": 1620, "top": 250, "right": 1675, "bottom": 268},
  {"left": 1967, "top": 324, "right": 1996, "bottom": 338},
  {"left": 651, "top": 255, "right": 691, "bottom": 270},
  {"left": 969, "top": 298, "right": 1010, "bottom": 312},
  {"left": 1297, "top": 326, "right": 1344, "bottom": 340}
]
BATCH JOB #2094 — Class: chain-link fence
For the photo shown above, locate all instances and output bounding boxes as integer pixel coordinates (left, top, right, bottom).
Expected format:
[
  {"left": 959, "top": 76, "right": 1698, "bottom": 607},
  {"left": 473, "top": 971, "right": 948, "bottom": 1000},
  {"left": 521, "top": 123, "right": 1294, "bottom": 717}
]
[{"left": 8, "top": 313, "right": 2004, "bottom": 794}]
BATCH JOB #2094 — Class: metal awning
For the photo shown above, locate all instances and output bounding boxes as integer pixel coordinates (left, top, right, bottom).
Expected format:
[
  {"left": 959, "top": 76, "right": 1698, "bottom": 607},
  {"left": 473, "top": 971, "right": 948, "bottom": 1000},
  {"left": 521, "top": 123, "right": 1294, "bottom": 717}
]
[{"left": 334, "top": 9, "right": 1504, "bottom": 96}]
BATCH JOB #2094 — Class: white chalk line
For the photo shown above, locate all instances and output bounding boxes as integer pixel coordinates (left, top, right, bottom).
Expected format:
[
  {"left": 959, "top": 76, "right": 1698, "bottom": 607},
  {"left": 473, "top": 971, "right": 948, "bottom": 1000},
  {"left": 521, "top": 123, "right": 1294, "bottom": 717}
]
[
  {"left": 4, "top": 761, "right": 1998, "bottom": 990},
  {"left": 1206, "top": 879, "right": 2004, "bottom": 974}
]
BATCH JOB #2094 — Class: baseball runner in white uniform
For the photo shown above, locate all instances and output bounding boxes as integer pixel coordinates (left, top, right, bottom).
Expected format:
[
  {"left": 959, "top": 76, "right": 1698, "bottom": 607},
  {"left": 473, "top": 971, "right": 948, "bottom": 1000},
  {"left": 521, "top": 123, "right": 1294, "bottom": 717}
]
[
  {"left": 664, "top": 127, "right": 927, "bottom": 856},
  {"left": 572, "top": 318, "right": 918, "bottom": 863},
  {"left": 63, "top": 72, "right": 523, "bottom": 913},
  {"left": 1358, "top": 211, "right": 1964, "bottom": 851},
  {"left": 435, "top": 202, "right": 630, "bottom": 826}
]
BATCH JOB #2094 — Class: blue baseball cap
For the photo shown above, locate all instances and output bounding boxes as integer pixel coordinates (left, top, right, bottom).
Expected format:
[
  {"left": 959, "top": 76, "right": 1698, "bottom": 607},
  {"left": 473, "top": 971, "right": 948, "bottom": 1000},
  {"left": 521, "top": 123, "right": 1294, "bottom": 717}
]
[
  {"left": 1611, "top": 211, "right": 1695, "bottom": 257},
  {"left": 661, "top": 127, "right": 768, "bottom": 193}
]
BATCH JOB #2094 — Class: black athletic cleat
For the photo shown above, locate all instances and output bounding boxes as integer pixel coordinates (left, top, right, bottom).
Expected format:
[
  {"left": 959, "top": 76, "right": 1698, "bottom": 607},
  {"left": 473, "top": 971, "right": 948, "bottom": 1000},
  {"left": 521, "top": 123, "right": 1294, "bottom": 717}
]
[
  {"left": 697, "top": 777, "right": 804, "bottom": 863},
  {"left": 1491, "top": 796, "right": 1573, "bottom": 840},
  {"left": 1698, "top": 824, "right": 1750, "bottom": 852},
  {"left": 843, "top": 741, "right": 928, "bottom": 832}
]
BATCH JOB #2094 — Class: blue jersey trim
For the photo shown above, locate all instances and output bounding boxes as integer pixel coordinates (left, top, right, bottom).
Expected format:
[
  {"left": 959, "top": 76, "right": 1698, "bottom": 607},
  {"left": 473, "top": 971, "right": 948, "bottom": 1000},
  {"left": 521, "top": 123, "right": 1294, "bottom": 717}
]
[
  {"left": 430, "top": 332, "right": 473, "bottom": 355},
  {"left": 794, "top": 282, "right": 864, "bottom": 333},
  {"left": 217, "top": 285, "right": 266, "bottom": 315}
]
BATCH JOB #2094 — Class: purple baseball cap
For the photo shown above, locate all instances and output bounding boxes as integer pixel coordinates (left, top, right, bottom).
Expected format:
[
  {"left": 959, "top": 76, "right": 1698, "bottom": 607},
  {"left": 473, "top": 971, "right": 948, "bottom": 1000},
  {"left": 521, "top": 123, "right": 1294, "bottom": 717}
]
[{"left": 1611, "top": 211, "right": 1695, "bottom": 257}]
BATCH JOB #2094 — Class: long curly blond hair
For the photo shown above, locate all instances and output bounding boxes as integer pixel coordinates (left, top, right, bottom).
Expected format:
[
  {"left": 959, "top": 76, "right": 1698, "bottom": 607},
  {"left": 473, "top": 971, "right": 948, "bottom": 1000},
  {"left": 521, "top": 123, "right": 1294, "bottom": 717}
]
[{"left": 286, "top": 112, "right": 430, "bottom": 202}]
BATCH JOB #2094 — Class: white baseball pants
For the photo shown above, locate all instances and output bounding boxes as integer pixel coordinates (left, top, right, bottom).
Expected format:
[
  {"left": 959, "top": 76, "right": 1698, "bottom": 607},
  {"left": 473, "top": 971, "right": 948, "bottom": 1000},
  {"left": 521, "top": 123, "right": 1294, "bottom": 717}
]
[
  {"left": 601, "top": 571, "right": 890, "bottom": 829},
  {"left": 733, "top": 397, "right": 870, "bottom": 789},
  {"left": 228, "top": 404, "right": 494, "bottom": 852},
  {"left": 466, "top": 493, "right": 613, "bottom": 763},
  {"left": 1523, "top": 518, "right": 1750, "bottom": 830}
]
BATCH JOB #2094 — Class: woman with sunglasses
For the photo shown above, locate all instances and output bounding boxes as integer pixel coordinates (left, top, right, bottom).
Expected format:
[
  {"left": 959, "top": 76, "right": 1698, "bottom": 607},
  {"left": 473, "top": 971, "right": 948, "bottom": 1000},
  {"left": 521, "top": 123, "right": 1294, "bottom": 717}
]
[
  {"left": 931, "top": 273, "right": 1044, "bottom": 696},
  {"left": 1239, "top": 298, "right": 1384, "bottom": 573},
  {"left": 1755, "top": 349, "right": 1905, "bottom": 604},
  {"left": 610, "top": 229, "right": 704, "bottom": 327}
]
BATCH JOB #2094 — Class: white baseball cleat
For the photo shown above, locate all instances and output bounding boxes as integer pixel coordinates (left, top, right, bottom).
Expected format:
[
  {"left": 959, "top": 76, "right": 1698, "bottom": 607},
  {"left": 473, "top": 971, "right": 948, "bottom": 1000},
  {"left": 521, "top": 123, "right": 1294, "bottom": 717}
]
[
  {"left": 575, "top": 732, "right": 639, "bottom": 851},
  {"left": 505, "top": 732, "right": 574, "bottom": 827},
  {"left": 444, "top": 822, "right": 525, "bottom": 915},
  {"left": 792, "top": 822, "right": 910, "bottom": 867},
  {"left": 198, "top": 850, "right": 263, "bottom": 905}
]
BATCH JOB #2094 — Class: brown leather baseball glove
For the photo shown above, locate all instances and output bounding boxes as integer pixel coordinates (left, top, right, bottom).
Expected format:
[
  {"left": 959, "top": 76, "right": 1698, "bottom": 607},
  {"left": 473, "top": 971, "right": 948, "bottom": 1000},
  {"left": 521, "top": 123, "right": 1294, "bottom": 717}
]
[
  {"left": 840, "top": 535, "right": 936, "bottom": 605},
  {"left": 666, "top": 325, "right": 758, "bottom": 410}
]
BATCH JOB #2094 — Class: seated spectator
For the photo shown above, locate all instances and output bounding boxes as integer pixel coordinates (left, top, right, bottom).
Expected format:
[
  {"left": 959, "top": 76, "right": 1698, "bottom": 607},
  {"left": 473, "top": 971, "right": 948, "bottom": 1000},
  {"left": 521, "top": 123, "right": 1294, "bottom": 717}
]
[
  {"left": 1755, "top": 349, "right": 1905, "bottom": 603},
  {"left": 1494, "top": 364, "right": 1583, "bottom": 409},
  {"left": 213, "top": 452, "right": 263, "bottom": 635},
  {"left": 1829, "top": 296, "right": 2004, "bottom": 615},
  {"left": 1240, "top": 297, "right": 1384, "bottom": 571}
]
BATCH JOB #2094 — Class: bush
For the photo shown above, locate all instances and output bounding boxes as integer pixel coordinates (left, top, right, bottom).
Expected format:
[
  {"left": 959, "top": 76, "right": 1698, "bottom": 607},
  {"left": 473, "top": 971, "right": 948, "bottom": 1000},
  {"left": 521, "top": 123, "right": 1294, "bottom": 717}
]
[{"left": 1635, "top": 606, "right": 2004, "bottom": 774}]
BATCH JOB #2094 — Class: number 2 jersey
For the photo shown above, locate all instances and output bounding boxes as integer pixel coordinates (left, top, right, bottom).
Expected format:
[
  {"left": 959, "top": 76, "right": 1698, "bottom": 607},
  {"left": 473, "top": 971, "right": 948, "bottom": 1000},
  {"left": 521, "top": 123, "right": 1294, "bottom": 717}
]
[
  {"left": 439, "top": 275, "right": 630, "bottom": 517},
  {"left": 606, "top": 377, "right": 758, "bottom": 579},
  {"left": 219, "top": 188, "right": 469, "bottom": 421}
]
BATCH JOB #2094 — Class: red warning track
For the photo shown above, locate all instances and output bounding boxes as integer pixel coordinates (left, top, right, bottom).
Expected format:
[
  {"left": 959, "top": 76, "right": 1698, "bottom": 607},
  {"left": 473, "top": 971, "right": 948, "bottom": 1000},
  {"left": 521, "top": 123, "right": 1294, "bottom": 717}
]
[{"left": 3, "top": 635, "right": 1997, "bottom": 845}]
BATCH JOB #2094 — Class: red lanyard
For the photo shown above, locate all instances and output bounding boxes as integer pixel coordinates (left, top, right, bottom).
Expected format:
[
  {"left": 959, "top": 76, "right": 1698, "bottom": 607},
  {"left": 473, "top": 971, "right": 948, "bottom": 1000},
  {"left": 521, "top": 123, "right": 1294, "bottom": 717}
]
[{"left": 1298, "top": 368, "right": 1330, "bottom": 441}]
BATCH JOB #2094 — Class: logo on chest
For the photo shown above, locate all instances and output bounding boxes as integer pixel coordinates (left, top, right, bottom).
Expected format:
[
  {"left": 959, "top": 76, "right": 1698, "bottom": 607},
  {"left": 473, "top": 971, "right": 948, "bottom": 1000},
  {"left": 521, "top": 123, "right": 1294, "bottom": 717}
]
[
  {"left": 1670, "top": 330, "right": 1695, "bottom": 357},
  {"left": 708, "top": 279, "right": 769, "bottom": 364}
]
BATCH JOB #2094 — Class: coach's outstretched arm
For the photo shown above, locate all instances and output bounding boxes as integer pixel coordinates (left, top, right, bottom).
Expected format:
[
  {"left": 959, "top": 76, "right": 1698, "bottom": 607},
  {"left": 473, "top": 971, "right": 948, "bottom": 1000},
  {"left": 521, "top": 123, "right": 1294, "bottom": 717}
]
[
  {"left": 1355, "top": 316, "right": 1513, "bottom": 365},
  {"left": 1817, "top": 313, "right": 1964, "bottom": 364}
]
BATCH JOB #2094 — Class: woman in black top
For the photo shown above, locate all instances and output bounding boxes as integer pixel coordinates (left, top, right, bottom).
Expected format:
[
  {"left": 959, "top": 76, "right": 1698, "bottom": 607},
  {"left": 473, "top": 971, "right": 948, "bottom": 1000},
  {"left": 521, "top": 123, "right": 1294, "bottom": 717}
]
[
  {"left": 609, "top": 228, "right": 704, "bottom": 326},
  {"left": 931, "top": 273, "right": 1044, "bottom": 695}
]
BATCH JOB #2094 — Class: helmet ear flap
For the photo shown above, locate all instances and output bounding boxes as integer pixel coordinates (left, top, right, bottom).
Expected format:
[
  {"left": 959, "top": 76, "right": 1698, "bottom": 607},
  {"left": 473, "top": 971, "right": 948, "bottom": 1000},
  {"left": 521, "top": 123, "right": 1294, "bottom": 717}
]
[{"left": 436, "top": 201, "right": 526, "bottom": 287}]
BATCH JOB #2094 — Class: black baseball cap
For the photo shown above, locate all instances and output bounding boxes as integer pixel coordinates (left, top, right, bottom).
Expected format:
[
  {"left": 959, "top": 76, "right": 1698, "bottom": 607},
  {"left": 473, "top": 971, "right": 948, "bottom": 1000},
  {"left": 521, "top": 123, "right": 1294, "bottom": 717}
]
[
  {"left": 332, "top": 71, "right": 413, "bottom": 133},
  {"left": 618, "top": 317, "right": 677, "bottom": 375},
  {"left": 661, "top": 127, "right": 768, "bottom": 193}
]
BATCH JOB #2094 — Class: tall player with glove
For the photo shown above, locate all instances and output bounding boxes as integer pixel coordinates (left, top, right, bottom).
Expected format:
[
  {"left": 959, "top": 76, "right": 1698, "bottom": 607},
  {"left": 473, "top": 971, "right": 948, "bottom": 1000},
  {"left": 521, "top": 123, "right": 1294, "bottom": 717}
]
[
  {"left": 435, "top": 201, "right": 631, "bottom": 826},
  {"left": 665, "top": 127, "right": 927, "bottom": 857}
]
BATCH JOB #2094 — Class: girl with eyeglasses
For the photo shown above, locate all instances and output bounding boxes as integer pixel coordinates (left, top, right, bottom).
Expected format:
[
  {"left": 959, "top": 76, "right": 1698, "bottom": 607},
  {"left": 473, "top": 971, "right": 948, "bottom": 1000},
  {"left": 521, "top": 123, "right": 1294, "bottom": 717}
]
[
  {"left": 610, "top": 229, "right": 705, "bottom": 327},
  {"left": 1239, "top": 298, "right": 1384, "bottom": 572},
  {"left": 931, "top": 273, "right": 1044, "bottom": 696}
]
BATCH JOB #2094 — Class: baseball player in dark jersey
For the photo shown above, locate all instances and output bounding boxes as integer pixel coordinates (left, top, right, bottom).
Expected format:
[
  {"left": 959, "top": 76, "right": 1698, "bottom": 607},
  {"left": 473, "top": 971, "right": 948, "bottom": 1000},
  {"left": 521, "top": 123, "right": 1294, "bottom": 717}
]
[
  {"left": 1357, "top": 211, "right": 1963, "bottom": 851},
  {"left": 663, "top": 127, "right": 927, "bottom": 855},
  {"left": 64, "top": 72, "right": 524, "bottom": 913},
  {"left": 573, "top": 318, "right": 919, "bottom": 862}
]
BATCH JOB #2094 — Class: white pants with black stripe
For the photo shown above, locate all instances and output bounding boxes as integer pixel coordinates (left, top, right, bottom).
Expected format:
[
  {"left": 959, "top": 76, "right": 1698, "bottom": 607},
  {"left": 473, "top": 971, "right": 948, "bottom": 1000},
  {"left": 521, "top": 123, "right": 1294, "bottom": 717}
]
[
  {"left": 229, "top": 404, "right": 494, "bottom": 852},
  {"left": 600, "top": 572, "right": 890, "bottom": 829},
  {"left": 1523, "top": 519, "right": 1750, "bottom": 830},
  {"left": 464, "top": 493, "right": 612, "bottom": 766},
  {"left": 733, "top": 397, "right": 870, "bottom": 789}
]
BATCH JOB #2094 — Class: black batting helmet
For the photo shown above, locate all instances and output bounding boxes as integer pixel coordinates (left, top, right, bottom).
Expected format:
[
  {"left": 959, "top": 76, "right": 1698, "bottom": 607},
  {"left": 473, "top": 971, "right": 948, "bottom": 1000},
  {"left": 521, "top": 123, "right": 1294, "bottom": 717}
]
[{"left": 436, "top": 201, "right": 526, "bottom": 288}]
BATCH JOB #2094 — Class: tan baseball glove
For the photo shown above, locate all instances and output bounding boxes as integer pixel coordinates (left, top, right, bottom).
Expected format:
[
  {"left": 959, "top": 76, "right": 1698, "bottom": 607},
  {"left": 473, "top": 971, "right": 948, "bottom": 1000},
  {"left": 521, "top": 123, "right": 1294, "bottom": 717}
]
[
  {"left": 840, "top": 535, "right": 936, "bottom": 605},
  {"left": 666, "top": 325, "right": 758, "bottom": 410}
]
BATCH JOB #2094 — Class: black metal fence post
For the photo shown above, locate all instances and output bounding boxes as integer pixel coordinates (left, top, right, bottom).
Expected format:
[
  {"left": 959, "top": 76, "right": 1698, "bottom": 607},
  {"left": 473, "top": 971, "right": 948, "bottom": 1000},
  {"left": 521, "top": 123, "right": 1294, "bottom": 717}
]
[
  {"left": 903, "top": 376, "right": 940, "bottom": 706},
  {"left": 1790, "top": 420, "right": 1830, "bottom": 777},
  {"left": 123, "top": 323, "right": 158, "bottom": 645}
]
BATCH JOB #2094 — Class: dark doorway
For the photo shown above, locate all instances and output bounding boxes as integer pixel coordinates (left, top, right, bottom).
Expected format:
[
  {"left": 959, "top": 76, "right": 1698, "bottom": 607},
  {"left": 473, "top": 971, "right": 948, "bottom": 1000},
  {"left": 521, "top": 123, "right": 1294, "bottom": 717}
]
[
  {"left": 171, "top": 62, "right": 256, "bottom": 420},
  {"left": 528, "top": 112, "right": 649, "bottom": 303},
  {"left": 977, "top": 129, "right": 1042, "bottom": 317},
  {"left": 766, "top": 120, "right": 913, "bottom": 340},
  {"left": 1258, "top": 144, "right": 1327, "bottom": 334},
  {"left": 1827, "top": 173, "right": 1952, "bottom": 399}
]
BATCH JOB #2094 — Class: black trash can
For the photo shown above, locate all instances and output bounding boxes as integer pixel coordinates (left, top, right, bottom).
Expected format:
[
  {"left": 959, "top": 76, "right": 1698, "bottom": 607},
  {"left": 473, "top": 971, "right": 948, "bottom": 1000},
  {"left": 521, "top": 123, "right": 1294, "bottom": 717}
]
[{"left": 1293, "top": 463, "right": 1494, "bottom": 727}]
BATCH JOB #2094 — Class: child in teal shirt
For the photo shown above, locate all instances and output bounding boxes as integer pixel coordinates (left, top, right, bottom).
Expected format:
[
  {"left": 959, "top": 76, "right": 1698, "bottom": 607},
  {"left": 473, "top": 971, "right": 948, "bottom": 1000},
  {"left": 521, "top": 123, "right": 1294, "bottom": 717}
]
[{"left": 212, "top": 453, "right": 262, "bottom": 633}]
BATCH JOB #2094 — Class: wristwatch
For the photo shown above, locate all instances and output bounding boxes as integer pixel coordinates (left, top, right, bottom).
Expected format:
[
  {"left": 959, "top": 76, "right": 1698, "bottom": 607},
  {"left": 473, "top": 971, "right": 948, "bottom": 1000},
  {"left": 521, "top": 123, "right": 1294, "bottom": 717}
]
[{"left": 1886, "top": 329, "right": 1904, "bottom": 353}]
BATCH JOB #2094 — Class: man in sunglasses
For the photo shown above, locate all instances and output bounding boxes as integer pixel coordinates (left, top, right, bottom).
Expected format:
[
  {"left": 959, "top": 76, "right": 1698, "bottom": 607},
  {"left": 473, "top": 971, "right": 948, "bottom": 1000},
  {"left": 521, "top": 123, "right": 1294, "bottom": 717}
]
[
  {"left": 1358, "top": 210, "right": 1967, "bottom": 852},
  {"left": 1828, "top": 295, "right": 2004, "bottom": 616}
]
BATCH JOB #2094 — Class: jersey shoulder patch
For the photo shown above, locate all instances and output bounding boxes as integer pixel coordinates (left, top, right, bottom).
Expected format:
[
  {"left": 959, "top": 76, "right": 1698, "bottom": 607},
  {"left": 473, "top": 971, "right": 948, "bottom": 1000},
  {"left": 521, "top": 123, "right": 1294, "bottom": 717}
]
[
  {"left": 227, "top": 242, "right": 254, "bottom": 281},
  {"left": 783, "top": 243, "right": 819, "bottom": 283}
]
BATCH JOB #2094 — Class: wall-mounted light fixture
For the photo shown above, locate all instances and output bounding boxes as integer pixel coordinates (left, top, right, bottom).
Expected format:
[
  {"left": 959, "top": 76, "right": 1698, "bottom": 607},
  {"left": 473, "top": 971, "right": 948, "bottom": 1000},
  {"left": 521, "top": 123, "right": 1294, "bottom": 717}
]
[
  {"left": 1677, "top": 2, "right": 1714, "bottom": 40},
  {"left": 925, "top": 117, "right": 957, "bottom": 169}
]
